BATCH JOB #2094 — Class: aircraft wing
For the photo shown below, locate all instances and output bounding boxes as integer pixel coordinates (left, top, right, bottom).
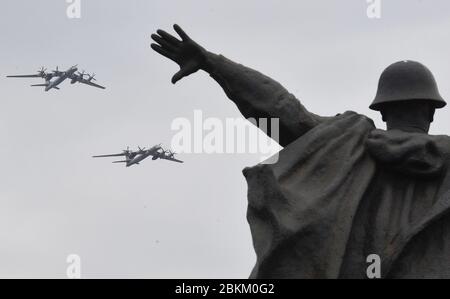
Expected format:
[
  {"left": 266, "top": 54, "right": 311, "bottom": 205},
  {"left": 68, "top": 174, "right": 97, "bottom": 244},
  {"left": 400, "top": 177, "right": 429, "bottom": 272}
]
[
  {"left": 78, "top": 79, "right": 106, "bottom": 89},
  {"left": 7, "top": 74, "right": 42, "bottom": 78},
  {"left": 159, "top": 155, "right": 184, "bottom": 163},
  {"left": 93, "top": 153, "right": 127, "bottom": 158}
]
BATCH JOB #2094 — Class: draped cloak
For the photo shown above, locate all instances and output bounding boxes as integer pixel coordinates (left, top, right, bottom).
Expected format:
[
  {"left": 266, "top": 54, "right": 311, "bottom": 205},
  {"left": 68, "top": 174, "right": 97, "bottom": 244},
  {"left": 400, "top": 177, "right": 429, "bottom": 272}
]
[{"left": 244, "top": 111, "right": 450, "bottom": 279}]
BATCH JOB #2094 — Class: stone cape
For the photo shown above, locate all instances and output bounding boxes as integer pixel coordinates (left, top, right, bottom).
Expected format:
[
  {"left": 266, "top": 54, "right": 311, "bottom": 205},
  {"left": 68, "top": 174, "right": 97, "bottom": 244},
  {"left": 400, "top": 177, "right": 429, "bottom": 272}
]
[{"left": 243, "top": 111, "right": 450, "bottom": 279}]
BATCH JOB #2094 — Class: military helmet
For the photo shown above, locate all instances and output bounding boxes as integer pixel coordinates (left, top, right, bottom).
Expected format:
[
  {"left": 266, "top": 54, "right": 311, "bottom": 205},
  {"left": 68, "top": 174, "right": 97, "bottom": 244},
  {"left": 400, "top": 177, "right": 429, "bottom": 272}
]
[{"left": 370, "top": 60, "right": 446, "bottom": 111}]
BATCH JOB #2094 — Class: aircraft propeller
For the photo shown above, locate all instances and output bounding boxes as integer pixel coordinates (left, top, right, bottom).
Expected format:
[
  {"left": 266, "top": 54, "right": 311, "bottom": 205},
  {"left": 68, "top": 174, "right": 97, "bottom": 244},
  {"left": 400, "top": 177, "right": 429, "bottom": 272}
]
[
  {"left": 37, "top": 67, "right": 47, "bottom": 75},
  {"left": 166, "top": 150, "right": 176, "bottom": 158},
  {"left": 77, "top": 70, "right": 88, "bottom": 78},
  {"left": 87, "top": 73, "right": 97, "bottom": 81},
  {"left": 123, "top": 146, "right": 131, "bottom": 154}
]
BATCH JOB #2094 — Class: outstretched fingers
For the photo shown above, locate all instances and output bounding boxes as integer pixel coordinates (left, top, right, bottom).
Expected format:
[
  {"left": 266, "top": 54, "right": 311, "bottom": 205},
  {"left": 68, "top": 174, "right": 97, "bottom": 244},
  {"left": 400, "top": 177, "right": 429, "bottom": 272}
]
[
  {"left": 151, "top": 44, "right": 177, "bottom": 62},
  {"left": 173, "top": 24, "right": 190, "bottom": 41},
  {"left": 151, "top": 25, "right": 196, "bottom": 84},
  {"left": 151, "top": 34, "right": 178, "bottom": 53},
  {"left": 156, "top": 29, "right": 181, "bottom": 46}
]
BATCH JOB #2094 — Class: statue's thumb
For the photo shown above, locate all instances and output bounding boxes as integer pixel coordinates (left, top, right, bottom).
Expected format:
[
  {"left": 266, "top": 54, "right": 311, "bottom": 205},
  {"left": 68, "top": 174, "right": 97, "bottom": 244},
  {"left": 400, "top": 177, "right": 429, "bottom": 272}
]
[{"left": 172, "top": 70, "right": 185, "bottom": 84}]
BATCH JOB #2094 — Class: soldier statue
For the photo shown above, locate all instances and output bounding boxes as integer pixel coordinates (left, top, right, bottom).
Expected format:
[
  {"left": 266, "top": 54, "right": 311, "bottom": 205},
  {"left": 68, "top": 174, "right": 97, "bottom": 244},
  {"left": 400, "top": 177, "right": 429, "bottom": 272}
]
[{"left": 151, "top": 24, "right": 450, "bottom": 279}]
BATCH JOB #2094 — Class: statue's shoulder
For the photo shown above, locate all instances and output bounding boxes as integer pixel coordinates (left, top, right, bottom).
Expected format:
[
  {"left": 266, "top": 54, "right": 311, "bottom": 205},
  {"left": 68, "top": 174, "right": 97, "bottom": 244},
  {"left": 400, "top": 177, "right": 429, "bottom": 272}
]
[
  {"left": 432, "top": 133, "right": 450, "bottom": 141},
  {"left": 330, "top": 110, "right": 376, "bottom": 127},
  {"left": 430, "top": 134, "right": 450, "bottom": 153}
]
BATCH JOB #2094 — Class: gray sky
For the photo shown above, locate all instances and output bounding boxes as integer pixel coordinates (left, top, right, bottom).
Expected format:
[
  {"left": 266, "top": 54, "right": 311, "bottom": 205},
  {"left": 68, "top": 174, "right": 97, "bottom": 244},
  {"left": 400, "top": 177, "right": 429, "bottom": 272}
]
[{"left": 1, "top": 0, "right": 450, "bottom": 278}]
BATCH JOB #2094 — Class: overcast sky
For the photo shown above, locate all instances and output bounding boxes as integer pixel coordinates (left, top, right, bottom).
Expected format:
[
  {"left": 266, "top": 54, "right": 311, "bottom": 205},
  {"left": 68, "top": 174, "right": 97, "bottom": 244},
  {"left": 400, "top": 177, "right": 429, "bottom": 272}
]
[{"left": 1, "top": 0, "right": 450, "bottom": 278}]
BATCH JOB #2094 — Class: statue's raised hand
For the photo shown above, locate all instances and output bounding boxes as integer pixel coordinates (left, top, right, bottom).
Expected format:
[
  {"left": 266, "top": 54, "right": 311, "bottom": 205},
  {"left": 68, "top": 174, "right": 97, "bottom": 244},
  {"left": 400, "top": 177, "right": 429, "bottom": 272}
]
[{"left": 151, "top": 24, "right": 207, "bottom": 84}]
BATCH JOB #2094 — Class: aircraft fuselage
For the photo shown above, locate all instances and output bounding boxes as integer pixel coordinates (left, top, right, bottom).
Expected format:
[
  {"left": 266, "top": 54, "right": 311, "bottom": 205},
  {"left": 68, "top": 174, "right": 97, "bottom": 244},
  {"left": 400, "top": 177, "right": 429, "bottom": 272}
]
[
  {"left": 126, "top": 146, "right": 161, "bottom": 167},
  {"left": 45, "top": 67, "right": 78, "bottom": 91}
]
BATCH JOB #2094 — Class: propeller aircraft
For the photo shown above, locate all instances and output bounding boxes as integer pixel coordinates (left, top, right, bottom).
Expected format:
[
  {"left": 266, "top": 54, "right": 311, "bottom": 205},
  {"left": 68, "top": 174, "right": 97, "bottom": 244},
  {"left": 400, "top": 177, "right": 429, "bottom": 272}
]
[
  {"left": 93, "top": 144, "right": 183, "bottom": 167},
  {"left": 7, "top": 65, "right": 106, "bottom": 91}
]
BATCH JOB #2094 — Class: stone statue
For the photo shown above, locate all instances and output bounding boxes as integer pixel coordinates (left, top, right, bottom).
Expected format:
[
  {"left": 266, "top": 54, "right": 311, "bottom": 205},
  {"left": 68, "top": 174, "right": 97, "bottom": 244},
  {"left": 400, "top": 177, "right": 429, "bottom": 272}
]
[{"left": 151, "top": 24, "right": 450, "bottom": 279}]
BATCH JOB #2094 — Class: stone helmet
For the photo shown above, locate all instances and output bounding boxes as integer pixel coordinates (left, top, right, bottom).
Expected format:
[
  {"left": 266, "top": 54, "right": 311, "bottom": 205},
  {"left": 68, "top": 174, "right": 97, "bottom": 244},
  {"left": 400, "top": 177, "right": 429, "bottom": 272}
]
[{"left": 370, "top": 60, "right": 446, "bottom": 111}]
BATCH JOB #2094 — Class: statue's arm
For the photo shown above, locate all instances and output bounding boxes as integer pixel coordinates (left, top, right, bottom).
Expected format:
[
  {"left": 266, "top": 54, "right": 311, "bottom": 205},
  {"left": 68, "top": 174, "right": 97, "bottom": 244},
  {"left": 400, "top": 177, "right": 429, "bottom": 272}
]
[
  {"left": 151, "top": 25, "right": 327, "bottom": 146},
  {"left": 201, "top": 53, "right": 325, "bottom": 146}
]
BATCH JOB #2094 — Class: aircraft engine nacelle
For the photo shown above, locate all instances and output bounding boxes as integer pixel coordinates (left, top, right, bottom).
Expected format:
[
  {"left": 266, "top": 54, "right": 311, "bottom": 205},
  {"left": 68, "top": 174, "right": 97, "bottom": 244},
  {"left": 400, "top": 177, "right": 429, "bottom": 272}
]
[
  {"left": 152, "top": 156, "right": 159, "bottom": 160},
  {"left": 70, "top": 79, "right": 77, "bottom": 84}
]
